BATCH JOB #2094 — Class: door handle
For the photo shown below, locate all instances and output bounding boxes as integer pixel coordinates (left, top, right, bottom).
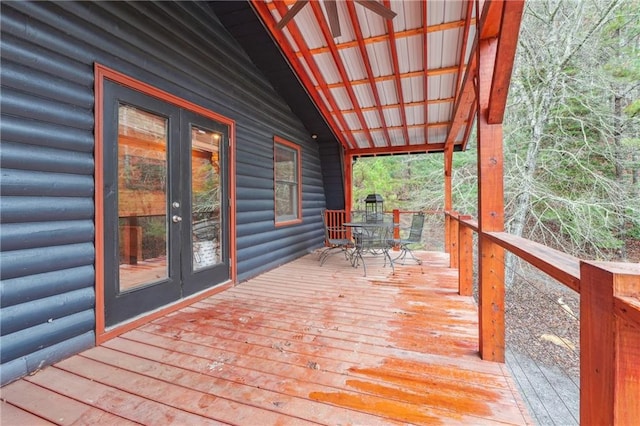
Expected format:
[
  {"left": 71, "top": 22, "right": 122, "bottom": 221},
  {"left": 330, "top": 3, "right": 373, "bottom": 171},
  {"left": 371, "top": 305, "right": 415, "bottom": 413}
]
[{"left": 172, "top": 215, "right": 183, "bottom": 223}]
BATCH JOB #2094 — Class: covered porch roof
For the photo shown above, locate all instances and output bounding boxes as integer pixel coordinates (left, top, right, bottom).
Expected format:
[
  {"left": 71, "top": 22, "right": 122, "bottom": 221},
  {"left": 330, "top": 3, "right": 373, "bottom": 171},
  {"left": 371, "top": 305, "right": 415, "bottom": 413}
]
[{"left": 215, "top": 0, "right": 522, "bottom": 157}]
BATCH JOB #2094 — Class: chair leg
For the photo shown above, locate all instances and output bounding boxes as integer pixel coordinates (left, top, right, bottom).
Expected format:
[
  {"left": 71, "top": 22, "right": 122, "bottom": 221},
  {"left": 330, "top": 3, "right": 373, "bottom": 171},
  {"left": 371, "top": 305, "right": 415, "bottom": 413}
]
[
  {"left": 383, "top": 249, "right": 395, "bottom": 274},
  {"left": 320, "top": 247, "right": 337, "bottom": 266},
  {"left": 318, "top": 247, "right": 330, "bottom": 261},
  {"left": 351, "top": 249, "right": 367, "bottom": 276},
  {"left": 320, "top": 245, "right": 353, "bottom": 266},
  {"left": 393, "top": 245, "right": 422, "bottom": 265}
]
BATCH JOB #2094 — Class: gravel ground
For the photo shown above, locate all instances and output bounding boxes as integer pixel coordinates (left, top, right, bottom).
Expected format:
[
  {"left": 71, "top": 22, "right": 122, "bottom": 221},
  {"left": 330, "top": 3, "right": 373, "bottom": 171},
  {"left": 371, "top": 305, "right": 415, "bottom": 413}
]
[
  {"left": 470, "top": 257, "right": 581, "bottom": 425},
  {"left": 505, "top": 262, "right": 580, "bottom": 379},
  {"left": 496, "top": 241, "right": 638, "bottom": 425}
]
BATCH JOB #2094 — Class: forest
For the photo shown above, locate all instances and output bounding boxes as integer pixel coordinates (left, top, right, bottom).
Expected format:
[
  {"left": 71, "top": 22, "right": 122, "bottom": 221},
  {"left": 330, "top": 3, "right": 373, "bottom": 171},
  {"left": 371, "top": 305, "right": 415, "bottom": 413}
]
[{"left": 352, "top": 0, "right": 640, "bottom": 263}]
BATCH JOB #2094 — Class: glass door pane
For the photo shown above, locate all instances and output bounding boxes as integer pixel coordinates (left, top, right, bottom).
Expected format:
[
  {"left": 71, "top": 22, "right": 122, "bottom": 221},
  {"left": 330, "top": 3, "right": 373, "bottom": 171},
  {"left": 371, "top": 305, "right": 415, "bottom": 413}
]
[
  {"left": 180, "top": 110, "right": 229, "bottom": 296},
  {"left": 117, "top": 105, "right": 168, "bottom": 291},
  {"left": 190, "top": 125, "right": 222, "bottom": 271}
]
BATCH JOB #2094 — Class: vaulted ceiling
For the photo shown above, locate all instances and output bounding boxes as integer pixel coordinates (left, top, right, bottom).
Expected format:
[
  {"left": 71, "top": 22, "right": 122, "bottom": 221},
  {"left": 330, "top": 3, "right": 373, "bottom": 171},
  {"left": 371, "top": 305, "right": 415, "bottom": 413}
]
[
  {"left": 255, "top": 0, "right": 477, "bottom": 155},
  {"left": 214, "top": 1, "right": 523, "bottom": 157}
]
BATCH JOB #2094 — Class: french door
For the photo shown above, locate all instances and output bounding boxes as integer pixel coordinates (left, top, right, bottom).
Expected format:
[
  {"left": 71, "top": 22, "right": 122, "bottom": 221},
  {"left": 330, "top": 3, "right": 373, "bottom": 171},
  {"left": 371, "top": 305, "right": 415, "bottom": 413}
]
[{"left": 103, "top": 81, "right": 229, "bottom": 327}]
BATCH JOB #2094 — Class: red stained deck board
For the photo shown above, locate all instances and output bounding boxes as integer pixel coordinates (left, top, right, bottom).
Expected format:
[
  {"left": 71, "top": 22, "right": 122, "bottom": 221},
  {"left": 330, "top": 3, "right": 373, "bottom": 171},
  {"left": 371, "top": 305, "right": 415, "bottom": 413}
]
[
  {"left": 169, "top": 301, "right": 478, "bottom": 356},
  {"left": 129, "top": 323, "right": 507, "bottom": 391},
  {"left": 82, "top": 344, "right": 407, "bottom": 425},
  {"left": 105, "top": 331, "right": 522, "bottom": 424},
  {"left": 54, "top": 356, "right": 311, "bottom": 426},
  {"left": 1, "top": 400, "right": 55, "bottom": 426},
  {"left": 22, "top": 367, "right": 224, "bottom": 425},
  {"left": 1, "top": 380, "right": 136, "bottom": 425},
  {"left": 1, "top": 252, "right": 531, "bottom": 425}
]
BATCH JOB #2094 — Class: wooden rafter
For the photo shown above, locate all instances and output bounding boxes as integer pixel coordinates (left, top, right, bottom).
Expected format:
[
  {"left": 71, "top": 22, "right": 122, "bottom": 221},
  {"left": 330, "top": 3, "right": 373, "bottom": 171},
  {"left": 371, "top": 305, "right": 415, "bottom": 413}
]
[
  {"left": 269, "top": 0, "right": 358, "bottom": 149},
  {"left": 350, "top": 142, "right": 447, "bottom": 157},
  {"left": 444, "top": 0, "right": 506, "bottom": 151},
  {"left": 461, "top": 101, "right": 477, "bottom": 151},
  {"left": 488, "top": 0, "right": 525, "bottom": 124},
  {"left": 252, "top": 0, "right": 354, "bottom": 149},
  {"left": 350, "top": 120, "right": 453, "bottom": 135},
  {"left": 444, "top": 49, "right": 477, "bottom": 150},
  {"left": 339, "top": 97, "right": 454, "bottom": 115},
  {"left": 479, "top": 0, "right": 504, "bottom": 39},
  {"left": 323, "top": 66, "right": 459, "bottom": 90},
  {"left": 254, "top": 0, "right": 524, "bottom": 155},
  {"left": 422, "top": 0, "right": 429, "bottom": 144},
  {"left": 310, "top": 0, "right": 375, "bottom": 148},
  {"left": 293, "top": 19, "right": 478, "bottom": 56},
  {"left": 455, "top": 0, "right": 475, "bottom": 97},
  {"left": 383, "top": 0, "right": 409, "bottom": 145},
  {"left": 346, "top": 0, "right": 392, "bottom": 146}
]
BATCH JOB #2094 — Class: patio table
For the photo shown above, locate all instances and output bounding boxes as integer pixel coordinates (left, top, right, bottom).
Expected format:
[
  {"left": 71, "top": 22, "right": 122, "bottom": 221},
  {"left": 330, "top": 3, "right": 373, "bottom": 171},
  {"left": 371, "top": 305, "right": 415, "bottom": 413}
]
[{"left": 343, "top": 222, "right": 395, "bottom": 276}]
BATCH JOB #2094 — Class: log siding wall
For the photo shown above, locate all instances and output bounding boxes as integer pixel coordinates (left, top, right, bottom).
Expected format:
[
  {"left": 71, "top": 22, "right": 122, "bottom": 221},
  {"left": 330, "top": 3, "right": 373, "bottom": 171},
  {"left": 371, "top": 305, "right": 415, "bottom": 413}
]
[{"left": 0, "top": 1, "right": 331, "bottom": 385}]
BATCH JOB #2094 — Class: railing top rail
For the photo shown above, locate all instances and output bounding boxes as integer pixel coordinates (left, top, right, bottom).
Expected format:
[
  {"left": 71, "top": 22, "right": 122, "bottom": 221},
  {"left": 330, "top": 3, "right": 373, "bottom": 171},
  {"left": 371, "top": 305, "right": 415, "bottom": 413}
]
[
  {"left": 459, "top": 217, "right": 478, "bottom": 231},
  {"left": 486, "top": 231, "right": 581, "bottom": 292},
  {"left": 445, "top": 210, "right": 582, "bottom": 291},
  {"left": 384, "top": 209, "right": 444, "bottom": 215},
  {"left": 615, "top": 296, "right": 640, "bottom": 327},
  {"left": 582, "top": 260, "right": 640, "bottom": 275}
]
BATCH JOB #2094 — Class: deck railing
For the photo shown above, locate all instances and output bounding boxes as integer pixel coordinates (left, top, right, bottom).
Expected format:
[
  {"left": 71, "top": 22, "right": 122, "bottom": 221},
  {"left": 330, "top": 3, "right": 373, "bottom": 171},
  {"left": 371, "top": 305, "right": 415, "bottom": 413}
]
[
  {"left": 324, "top": 209, "right": 444, "bottom": 251},
  {"left": 322, "top": 208, "right": 639, "bottom": 420},
  {"left": 323, "top": 209, "right": 347, "bottom": 242},
  {"left": 446, "top": 211, "right": 640, "bottom": 424}
]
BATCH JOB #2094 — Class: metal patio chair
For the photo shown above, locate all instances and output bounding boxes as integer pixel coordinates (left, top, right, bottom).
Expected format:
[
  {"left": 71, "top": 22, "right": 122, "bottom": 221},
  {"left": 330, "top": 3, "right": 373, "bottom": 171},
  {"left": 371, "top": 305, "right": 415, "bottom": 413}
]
[
  {"left": 319, "top": 209, "right": 353, "bottom": 266},
  {"left": 391, "top": 212, "right": 425, "bottom": 264}
]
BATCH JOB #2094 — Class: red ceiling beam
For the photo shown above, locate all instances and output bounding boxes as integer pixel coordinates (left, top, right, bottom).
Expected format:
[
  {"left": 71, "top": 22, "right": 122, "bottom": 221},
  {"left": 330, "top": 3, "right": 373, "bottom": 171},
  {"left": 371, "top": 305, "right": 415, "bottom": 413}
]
[
  {"left": 346, "top": 0, "right": 392, "bottom": 146},
  {"left": 461, "top": 101, "right": 478, "bottom": 151},
  {"left": 350, "top": 142, "right": 447, "bottom": 157},
  {"left": 340, "top": 97, "right": 454, "bottom": 115},
  {"left": 309, "top": 0, "right": 375, "bottom": 148},
  {"left": 350, "top": 120, "right": 454, "bottom": 135},
  {"left": 444, "top": 49, "right": 477, "bottom": 149},
  {"left": 291, "top": 19, "right": 477, "bottom": 56},
  {"left": 443, "top": 0, "right": 507, "bottom": 150},
  {"left": 422, "top": 0, "right": 429, "bottom": 144},
  {"left": 256, "top": 0, "right": 357, "bottom": 149},
  {"left": 383, "top": 0, "right": 410, "bottom": 145},
  {"left": 455, "top": 0, "right": 475, "bottom": 97},
  {"left": 487, "top": 0, "right": 525, "bottom": 124},
  {"left": 479, "top": 0, "right": 504, "bottom": 39},
  {"left": 323, "top": 66, "right": 459, "bottom": 90}
]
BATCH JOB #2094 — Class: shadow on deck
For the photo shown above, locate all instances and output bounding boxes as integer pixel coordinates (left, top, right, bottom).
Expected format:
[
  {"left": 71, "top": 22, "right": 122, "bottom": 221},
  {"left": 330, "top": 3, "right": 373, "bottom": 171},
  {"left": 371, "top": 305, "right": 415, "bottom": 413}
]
[{"left": 1, "top": 251, "right": 531, "bottom": 425}]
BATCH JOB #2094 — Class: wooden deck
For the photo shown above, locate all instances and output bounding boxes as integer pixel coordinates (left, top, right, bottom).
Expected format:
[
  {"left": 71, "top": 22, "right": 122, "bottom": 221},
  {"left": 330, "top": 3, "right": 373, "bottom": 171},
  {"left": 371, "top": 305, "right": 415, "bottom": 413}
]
[{"left": 1, "top": 251, "right": 531, "bottom": 425}]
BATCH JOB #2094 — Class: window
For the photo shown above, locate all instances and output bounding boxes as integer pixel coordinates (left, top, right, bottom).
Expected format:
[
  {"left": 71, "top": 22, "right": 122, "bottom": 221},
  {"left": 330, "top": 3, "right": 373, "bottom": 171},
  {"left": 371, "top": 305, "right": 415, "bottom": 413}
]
[{"left": 274, "top": 136, "right": 302, "bottom": 225}]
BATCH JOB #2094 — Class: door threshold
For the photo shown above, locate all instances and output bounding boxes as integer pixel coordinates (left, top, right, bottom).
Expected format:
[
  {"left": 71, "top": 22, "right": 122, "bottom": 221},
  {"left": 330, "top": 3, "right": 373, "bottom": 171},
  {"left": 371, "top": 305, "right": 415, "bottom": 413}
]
[{"left": 97, "top": 280, "right": 234, "bottom": 344}]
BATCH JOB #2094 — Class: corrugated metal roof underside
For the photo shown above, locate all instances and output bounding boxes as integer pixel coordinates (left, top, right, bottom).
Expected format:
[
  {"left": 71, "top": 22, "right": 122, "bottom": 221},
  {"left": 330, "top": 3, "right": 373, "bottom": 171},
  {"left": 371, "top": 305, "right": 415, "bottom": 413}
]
[{"left": 255, "top": 0, "right": 476, "bottom": 154}]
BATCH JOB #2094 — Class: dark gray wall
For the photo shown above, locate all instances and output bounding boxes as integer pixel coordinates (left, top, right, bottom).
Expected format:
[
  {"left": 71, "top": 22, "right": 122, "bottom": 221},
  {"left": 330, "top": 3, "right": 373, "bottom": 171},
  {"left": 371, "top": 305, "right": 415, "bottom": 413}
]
[
  {"left": 0, "top": 0, "right": 327, "bottom": 385},
  {"left": 318, "top": 139, "right": 346, "bottom": 210},
  {"left": 210, "top": 1, "right": 345, "bottom": 212}
]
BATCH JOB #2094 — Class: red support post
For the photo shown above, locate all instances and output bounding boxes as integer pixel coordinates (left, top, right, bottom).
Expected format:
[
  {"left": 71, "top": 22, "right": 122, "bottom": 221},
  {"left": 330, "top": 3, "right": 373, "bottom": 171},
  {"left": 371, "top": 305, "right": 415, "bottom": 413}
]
[
  {"left": 444, "top": 213, "right": 451, "bottom": 254},
  {"left": 392, "top": 209, "right": 400, "bottom": 251},
  {"left": 444, "top": 145, "right": 453, "bottom": 255},
  {"left": 344, "top": 153, "right": 353, "bottom": 221},
  {"left": 458, "top": 216, "right": 474, "bottom": 296},
  {"left": 449, "top": 212, "right": 459, "bottom": 269},
  {"left": 477, "top": 35, "right": 505, "bottom": 363},
  {"left": 580, "top": 261, "right": 640, "bottom": 425}
]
